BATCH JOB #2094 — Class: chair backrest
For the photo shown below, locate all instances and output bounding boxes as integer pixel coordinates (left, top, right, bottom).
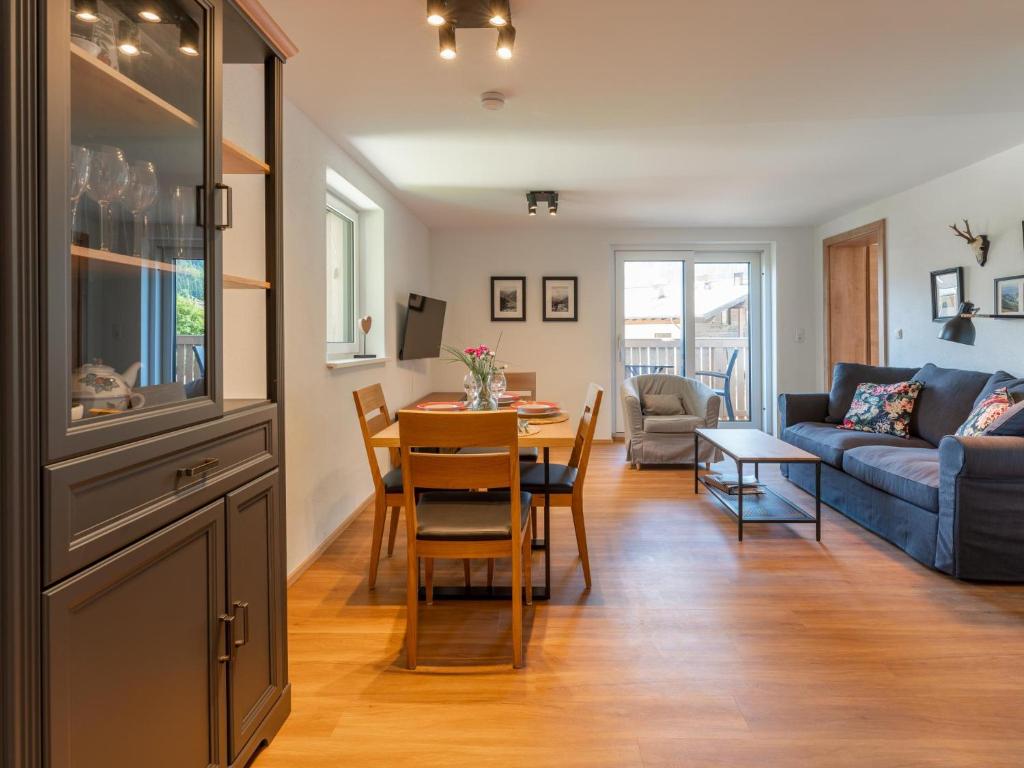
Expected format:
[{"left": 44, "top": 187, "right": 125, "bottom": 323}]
[
  {"left": 504, "top": 371, "right": 537, "bottom": 399},
  {"left": 399, "top": 411, "right": 523, "bottom": 542},
  {"left": 568, "top": 384, "right": 604, "bottom": 489},
  {"left": 352, "top": 383, "right": 398, "bottom": 489},
  {"left": 723, "top": 348, "right": 740, "bottom": 378}
]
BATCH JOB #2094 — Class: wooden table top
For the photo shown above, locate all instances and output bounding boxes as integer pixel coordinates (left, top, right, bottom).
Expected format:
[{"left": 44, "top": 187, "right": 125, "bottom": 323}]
[
  {"left": 696, "top": 428, "right": 820, "bottom": 463},
  {"left": 369, "top": 392, "right": 577, "bottom": 450}
]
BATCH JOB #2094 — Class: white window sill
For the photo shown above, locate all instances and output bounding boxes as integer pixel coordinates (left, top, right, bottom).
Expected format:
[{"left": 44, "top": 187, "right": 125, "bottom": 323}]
[{"left": 325, "top": 356, "right": 389, "bottom": 371}]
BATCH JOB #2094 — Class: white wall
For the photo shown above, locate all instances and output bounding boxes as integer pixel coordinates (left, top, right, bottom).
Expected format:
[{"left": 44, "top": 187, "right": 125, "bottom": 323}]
[
  {"left": 430, "top": 227, "right": 819, "bottom": 438},
  {"left": 817, "top": 143, "right": 1024, "bottom": 378},
  {"left": 281, "top": 103, "right": 433, "bottom": 574}
]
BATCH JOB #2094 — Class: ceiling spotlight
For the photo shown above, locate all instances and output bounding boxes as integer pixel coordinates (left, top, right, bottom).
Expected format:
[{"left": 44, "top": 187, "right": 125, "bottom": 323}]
[
  {"left": 489, "top": 0, "right": 510, "bottom": 26},
  {"left": 426, "top": 0, "right": 447, "bottom": 26},
  {"left": 549, "top": 196, "right": 559, "bottom": 216},
  {"left": 527, "top": 192, "right": 538, "bottom": 216},
  {"left": 138, "top": 7, "right": 162, "bottom": 22},
  {"left": 73, "top": 0, "right": 99, "bottom": 22},
  {"left": 496, "top": 25, "right": 515, "bottom": 59},
  {"left": 480, "top": 91, "right": 506, "bottom": 111},
  {"left": 179, "top": 18, "right": 200, "bottom": 56},
  {"left": 526, "top": 191, "right": 559, "bottom": 217},
  {"left": 117, "top": 21, "right": 141, "bottom": 56},
  {"left": 438, "top": 23, "right": 457, "bottom": 59}
]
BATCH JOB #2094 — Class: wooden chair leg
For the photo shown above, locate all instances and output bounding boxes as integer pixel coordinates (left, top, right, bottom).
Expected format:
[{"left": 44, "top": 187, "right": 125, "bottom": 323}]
[
  {"left": 406, "top": 554, "right": 418, "bottom": 669},
  {"left": 424, "top": 558, "right": 434, "bottom": 605},
  {"left": 463, "top": 559, "right": 471, "bottom": 589},
  {"left": 523, "top": 534, "right": 533, "bottom": 606},
  {"left": 387, "top": 506, "right": 401, "bottom": 556},
  {"left": 570, "top": 497, "right": 592, "bottom": 589},
  {"left": 487, "top": 558, "right": 494, "bottom": 588},
  {"left": 368, "top": 495, "right": 387, "bottom": 590},
  {"left": 511, "top": 546, "right": 524, "bottom": 669}
]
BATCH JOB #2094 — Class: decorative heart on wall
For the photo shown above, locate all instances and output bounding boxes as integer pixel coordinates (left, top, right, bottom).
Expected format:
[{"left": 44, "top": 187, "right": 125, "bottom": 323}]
[{"left": 359, "top": 315, "right": 373, "bottom": 334}]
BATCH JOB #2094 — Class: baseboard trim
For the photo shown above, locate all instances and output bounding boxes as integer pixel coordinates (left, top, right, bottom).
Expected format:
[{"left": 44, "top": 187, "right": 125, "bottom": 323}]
[
  {"left": 287, "top": 493, "right": 372, "bottom": 586},
  {"left": 593, "top": 438, "right": 615, "bottom": 444}
]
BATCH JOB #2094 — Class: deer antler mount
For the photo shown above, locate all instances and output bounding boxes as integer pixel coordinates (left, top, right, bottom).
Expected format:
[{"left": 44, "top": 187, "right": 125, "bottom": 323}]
[{"left": 949, "top": 219, "right": 990, "bottom": 267}]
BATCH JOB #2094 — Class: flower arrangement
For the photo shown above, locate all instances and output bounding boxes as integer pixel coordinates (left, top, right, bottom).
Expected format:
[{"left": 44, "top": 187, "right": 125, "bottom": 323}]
[{"left": 443, "top": 338, "right": 505, "bottom": 410}]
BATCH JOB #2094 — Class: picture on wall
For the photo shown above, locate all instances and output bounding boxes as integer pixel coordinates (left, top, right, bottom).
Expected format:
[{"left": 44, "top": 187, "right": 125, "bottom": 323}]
[
  {"left": 930, "top": 267, "right": 964, "bottom": 322},
  {"left": 994, "top": 274, "right": 1024, "bottom": 318},
  {"left": 543, "top": 276, "right": 578, "bottom": 321},
  {"left": 490, "top": 276, "right": 526, "bottom": 321}
]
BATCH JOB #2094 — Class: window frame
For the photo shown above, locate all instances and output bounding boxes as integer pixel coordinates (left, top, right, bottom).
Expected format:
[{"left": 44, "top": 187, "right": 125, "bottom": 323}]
[{"left": 325, "top": 193, "right": 360, "bottom": 358}]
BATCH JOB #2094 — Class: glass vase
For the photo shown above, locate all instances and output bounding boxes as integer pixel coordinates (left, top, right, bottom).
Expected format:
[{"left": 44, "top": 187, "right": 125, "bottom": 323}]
[{"left": 471, "top": 372, "right": 498, "bottom": 411}]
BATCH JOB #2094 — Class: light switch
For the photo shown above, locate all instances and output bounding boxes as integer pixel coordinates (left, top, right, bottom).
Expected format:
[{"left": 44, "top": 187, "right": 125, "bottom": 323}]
[
  {"left": 795, "top": 328, "right": 806, "bottom": 343},
  {"left": 896, "top": 328, "right": 904, "bottom": 340}
]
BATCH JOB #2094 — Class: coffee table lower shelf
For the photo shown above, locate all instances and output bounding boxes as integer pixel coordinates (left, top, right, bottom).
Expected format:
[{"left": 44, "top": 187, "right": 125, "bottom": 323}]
[{"left": 699, "top": 479, "right": 819, "bottom": 538}]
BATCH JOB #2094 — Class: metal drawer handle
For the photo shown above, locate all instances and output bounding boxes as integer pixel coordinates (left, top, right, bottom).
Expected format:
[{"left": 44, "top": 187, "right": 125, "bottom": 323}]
[
  {"left": 178, "top": 457, "right": 220, "bottom": 478},
  {"left": 232, "top": 601, "right": 250, "bottom": 650},
  {"left": 218, "top": 613, "right": 235, "bottom": 663}
]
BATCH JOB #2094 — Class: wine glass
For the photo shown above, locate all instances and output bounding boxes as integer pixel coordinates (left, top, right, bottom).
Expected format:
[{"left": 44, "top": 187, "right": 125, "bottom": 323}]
[
  {"left": 165, "top": 185, "right": 194, "bottom": 259},
  {"left": 463, "top": 371, "right": 481, "bottom": 408},
  {"left": 85, "top": 145, "right": 129, "bottom": 251},
  {"left": 121, "top": 160, "right": 159, "bottom": 257},
  {"left": 68, "top": 145, "right": 91, "bottom": 241},
  {"left": 491, "top": 369, "right": 507, "bottom": 404}
]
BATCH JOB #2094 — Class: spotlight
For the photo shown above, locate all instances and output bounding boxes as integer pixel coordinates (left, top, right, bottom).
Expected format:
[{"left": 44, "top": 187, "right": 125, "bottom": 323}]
[
  {"left": 179, "top": 18, "right": 200, "bottom": 56},
  {"left": 549, "top": 197, "right": 559, "bottom": 216},
  {"left": 117, "top": 21, "right": 141, "bottom": 56},
  {"left": 426, "top": 0, "right": 447, "bottom": 26},
  {"left": 489, "top": 0, "right": 510, "bottom": 26},
  {"left": 138, "top": 6, "right": 161, "bottom": 22},
  {"left": 527, "top": 192, "right": 538, "bottom": 216},
  {"left": 439, "top": 23, "right": 457, "bottom": 60},
  {"left": 496, "top": 24, "right": 515, "bottom": 59},
  {"left": 73, "top": 0, "right": 99, "bottom": 22}
]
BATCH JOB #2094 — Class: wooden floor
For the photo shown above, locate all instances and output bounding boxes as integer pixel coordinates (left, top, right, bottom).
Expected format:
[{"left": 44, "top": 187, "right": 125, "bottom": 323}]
[{"left": 256, "top": 444, "right": 1024, "bottom": 768}]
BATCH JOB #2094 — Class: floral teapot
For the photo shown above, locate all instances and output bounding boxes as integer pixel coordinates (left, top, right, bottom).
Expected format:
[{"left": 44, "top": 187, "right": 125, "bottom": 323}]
[{"left": 71, "top": 360, "right": 145, "bottom": 413}]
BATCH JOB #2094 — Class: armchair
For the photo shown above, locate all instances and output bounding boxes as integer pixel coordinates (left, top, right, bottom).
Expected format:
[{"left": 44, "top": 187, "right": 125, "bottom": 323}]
[{"left": 621, "top": 374, "right": 722, "bottom": 468}]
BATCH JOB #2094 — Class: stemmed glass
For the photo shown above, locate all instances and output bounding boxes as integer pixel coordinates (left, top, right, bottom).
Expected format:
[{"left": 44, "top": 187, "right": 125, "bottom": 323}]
[
  {"left": 121, "top": 161, "right": 159, "bottom": 257},
  {"left": 68, "top": 145, "right": 91, "bottom": 241},
  {"left": 491, "top": 368, "right": 507, "bottom": 404},
  {"left": 85, "top": 145, "right": 129, "bottom": 251}
]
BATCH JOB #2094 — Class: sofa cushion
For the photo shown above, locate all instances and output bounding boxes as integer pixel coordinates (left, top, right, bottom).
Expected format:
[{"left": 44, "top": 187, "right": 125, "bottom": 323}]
[
  {"left": 644, "top": 414, "right": 704, "bottom": 434},
  {"left": 642, "top": 393, "right": 684, "bottom": 415},
  {"left": 977, "top": 370, "right": 1024, "bottom": 405},
  {"left": 989, "top": 399, "right": 1024, "bottom": 437},
  {"left": 827, "top": 363, "right": 919, "bottom": 423},
  {"left": 783, "top": 421, "right": 934, "bottom": 468},
  {"left": 957, "top": 387, "right": 1015, "bottom": 437},
  {"left": 839, "top": 380, "right": 923, "bottom": 438},
  {"left": 843, "top": 446, "right": 940, "bottom": 512},
  {"left": 911, "top": 363, "right": 990, "bottom": 445}
]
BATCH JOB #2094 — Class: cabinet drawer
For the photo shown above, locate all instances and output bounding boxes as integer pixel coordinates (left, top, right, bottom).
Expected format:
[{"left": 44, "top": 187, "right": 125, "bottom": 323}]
[{"left": 45, "top": 405, "right": 278, "bottom": 586}]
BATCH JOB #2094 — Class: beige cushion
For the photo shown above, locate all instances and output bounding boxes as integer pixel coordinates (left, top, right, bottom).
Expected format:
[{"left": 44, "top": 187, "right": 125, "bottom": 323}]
[
  {"left": 416, "top": 491, "right": 532, "bottom": 540},
  {"left": 642, "top": 393, "right": 684, "bottom": 415},
  {"left": 644, "top": 415, "right": 704, "bottom": 434}
]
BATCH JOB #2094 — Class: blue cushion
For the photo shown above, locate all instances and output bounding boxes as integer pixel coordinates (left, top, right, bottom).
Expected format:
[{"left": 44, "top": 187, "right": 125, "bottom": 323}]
[
  {"left": 989, "top": 399, "right": 1024, "bottom": 437},
  {"left": 827, "top": 363, "right": 919, "bottom": 423},
  {"left": 910, "top": 364, "right": 990, "bottom": 446},
  {"left": 783, "top": 421, "right": 933, "bottom": 468},
  {"left": 977, "top": 371, "right": 1024, "bottom": 406},
  {"left": 519, "top": 462, "right": 578, "bottom": 494},
  {"left": 843, "top": 446, "right": 940, "bottom": 512}
]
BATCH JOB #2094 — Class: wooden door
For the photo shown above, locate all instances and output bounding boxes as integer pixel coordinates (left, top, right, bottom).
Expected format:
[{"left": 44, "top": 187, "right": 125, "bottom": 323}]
[
  {"left": 226, "top": 471, "right": 285, "bottom": 761},
  {"left": 44, "top": 501, "right": 228, "bottom": 768}
]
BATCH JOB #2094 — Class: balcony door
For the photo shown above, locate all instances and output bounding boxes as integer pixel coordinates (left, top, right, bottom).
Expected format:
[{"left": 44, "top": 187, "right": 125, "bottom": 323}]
[{"left": 614, "top": 250, "right": 763, "bottom": 433}]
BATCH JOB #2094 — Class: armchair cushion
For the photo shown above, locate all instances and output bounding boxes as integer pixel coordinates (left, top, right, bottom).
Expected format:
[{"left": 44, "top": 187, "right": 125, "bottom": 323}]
[
  {"left": 416, "top": 491, "right": 532, "bottom": 540},
  {"left": 644, "top": 415, "right": 704, "bottom": 434},
  {"left": 642, "top": 393, "right": 684, "bottom": 415}
]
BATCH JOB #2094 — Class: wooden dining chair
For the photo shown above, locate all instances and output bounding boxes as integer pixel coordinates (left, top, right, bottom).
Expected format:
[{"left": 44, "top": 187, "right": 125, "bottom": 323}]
[
  {"left": 520, "top": 383, "right": 604, "bottom": 589},
  {"left": 400, "top": 410, "right": 532, "bottom": 669},
  {"left": 504, "top": 371, "right": 537, "bottom": 399}
]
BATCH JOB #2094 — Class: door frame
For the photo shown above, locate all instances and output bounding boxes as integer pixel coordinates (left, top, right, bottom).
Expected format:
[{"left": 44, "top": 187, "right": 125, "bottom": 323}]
[{"left": 822, "top": 220, "right": 887, "bottom": 388}]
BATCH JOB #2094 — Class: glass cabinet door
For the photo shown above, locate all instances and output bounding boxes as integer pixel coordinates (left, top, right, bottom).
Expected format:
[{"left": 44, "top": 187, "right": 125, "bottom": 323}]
[{"left": 54, "top": 0, "right": 218, "bottom": 455}]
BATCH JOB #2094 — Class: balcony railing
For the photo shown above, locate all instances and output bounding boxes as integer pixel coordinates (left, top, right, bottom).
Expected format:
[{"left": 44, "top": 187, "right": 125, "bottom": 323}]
[
  {"left": 175, "top": 335, "right": 204, "bottom": 386},
  {"left": 624, "top": 338, "right": 750, "bottom": 421}
]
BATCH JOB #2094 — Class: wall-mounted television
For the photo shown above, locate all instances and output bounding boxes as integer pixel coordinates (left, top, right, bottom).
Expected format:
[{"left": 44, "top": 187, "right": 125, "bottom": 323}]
[{"left": 399, "top": 293, "right": 447, "bottom": 360}]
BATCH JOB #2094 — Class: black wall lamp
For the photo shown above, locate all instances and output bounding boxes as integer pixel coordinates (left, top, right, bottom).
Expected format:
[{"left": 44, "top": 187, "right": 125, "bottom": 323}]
[
  {"left": 426, "top": 0, "right": 516, "bottom": 61},
  {"left": 527, "top": 191, "right": 559, "bottom": 217},
  {"left": 939, "top": 301, "right": 979, "bottom": 345}
]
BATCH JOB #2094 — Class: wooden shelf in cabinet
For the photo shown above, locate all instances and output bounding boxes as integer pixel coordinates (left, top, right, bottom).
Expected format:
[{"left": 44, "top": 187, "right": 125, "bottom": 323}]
[
  {"left": 71, "top": 45, "right": 269, "bottom": 175},
  {"left": 71, "top": 245, "right": 271, "bottom": 289}
]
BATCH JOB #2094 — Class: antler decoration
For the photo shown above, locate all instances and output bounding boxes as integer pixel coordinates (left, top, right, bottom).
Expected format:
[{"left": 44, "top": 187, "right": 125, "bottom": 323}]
[{"left": 949, "top": 219, "right": 990, "bottom": 267}]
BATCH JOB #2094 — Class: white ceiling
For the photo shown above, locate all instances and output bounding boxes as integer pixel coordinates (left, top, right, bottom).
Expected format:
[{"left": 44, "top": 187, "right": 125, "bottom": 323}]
[{"left": 263, "top": 0, "right": 1024, "bottom": 228}]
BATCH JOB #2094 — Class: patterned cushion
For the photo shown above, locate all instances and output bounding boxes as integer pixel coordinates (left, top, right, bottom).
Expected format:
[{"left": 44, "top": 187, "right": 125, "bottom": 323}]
[
  {"left": 957, "top": 387, "right": 1015, "bottom": 437},
  {"left": 838, "top": 380, "right": 924, "bottom": 439}
]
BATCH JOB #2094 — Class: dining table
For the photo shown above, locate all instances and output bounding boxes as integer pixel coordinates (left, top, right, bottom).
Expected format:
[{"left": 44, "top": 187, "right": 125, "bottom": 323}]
[{"left": 368, "top": 392, "right": 576, "bottom": 601}]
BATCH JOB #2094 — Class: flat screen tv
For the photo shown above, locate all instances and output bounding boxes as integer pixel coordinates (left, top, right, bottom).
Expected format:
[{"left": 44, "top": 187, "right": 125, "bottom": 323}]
[{"left": 399, "top": 293, "right": 447, "bottom": 360}]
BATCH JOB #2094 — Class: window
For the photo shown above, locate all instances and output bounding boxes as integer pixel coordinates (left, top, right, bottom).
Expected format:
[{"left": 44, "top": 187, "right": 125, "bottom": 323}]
[{"left": 326, "top": 194, "right": 359, "bottom": 355}]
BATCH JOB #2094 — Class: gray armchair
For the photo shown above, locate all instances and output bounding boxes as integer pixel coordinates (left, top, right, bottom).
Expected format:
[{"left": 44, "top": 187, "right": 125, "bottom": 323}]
[{"left": 621, "top": 374, "right": 722, "bottom": 468}]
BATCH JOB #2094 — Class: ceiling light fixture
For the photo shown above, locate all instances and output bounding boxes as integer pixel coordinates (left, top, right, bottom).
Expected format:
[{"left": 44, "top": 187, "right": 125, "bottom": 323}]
[
  {"left": 117, "top": 21, "right": 141, "bottom": 56},
  {"left": 480, "top": 91, "right": 506, "bottom": 110},
  {"left": 526, "top": 191, "right": 559, "bottom": 217},
  {"left": 179, "top": 18, "right": 200, "bottom": 56},
  {"left": 496, "top": 24, "right": 515, "bottom": 59},
  {"left": 548, "top": 193, "right": 559, "bottom": 216},
  {"left": 489, "top": 0, "right": 510, "bottom": 26},
  {"left": 138, "top": 7, "right": 162, "bottom": 22},
  {"left": 438, "top": 23, "right": 457, "bottom": 59},
  {"left": 527, "top": 192, "right": 538, "bottom": 216},
  {"left": 426, "top": 0, "right": 448, "bottom": 26},
  {"left": 73, "top": 0, "right": 99, "bottom": 22}
]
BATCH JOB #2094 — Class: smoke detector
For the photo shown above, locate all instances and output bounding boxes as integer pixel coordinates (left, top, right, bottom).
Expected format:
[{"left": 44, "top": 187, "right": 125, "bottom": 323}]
[{"left": 481, "top": 91, "right": 506, "bottom": 111}]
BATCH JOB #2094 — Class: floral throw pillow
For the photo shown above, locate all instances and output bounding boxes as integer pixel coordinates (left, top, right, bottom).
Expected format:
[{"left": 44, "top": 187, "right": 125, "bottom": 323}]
[
  {"left": 838, "top": 380, "right": 924, "bottom": 438},
  {"left": 956, "top": 387, "right": 1013, "bottom": 437}
]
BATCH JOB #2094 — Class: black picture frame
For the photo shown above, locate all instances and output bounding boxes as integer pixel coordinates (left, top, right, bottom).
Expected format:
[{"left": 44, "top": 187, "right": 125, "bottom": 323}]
[
  {"left": 930, "top": 267, "right": 963, "bottom": 322},
  {"left": 993, "top": 274, "right": 1024, "bottom": 318},
  {"left": 542, "top": 276, "right": 578, "bottom": 322},
  {"left": 490, "top": 276, "right": 526, "bottom": 321}
]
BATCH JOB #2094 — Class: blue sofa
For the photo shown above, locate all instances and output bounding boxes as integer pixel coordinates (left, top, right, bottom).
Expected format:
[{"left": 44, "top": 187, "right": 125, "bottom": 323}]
[{"left": 779, "top": 363, "right": 1024, "bottom": 581}]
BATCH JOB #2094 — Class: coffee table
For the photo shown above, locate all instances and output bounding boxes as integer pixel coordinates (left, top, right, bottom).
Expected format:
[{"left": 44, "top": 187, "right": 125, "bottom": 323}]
[{"left": 694, "top": 428, "right": 822, "bottom": 541}]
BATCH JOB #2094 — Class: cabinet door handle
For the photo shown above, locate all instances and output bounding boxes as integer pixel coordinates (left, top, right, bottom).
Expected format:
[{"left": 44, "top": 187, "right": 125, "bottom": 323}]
[
  {"left": 177, "top": 457, "right": 220, "bottom": 478},
  {"left": 196, "top": 184, "right": 206, "bottom": 227},
  {"left": 217, "top": 613, "right": 235, "bottom": 663},
  {"left": 232, "top": 601, "right": 250, "bottom": 649},
  {"left": 215, "top": 183, "right": 233, "bottom": 230}
]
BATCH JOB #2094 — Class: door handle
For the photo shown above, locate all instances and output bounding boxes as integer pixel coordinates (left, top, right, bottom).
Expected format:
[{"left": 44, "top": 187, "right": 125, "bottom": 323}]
[
  {"left": 217, "top": 613, "right": 235, "bottom": 663},
  {"left": 232, "top": 601, "right": 250, "bottom": 650},
  {"left": 215, "top": 183, "right": 233, "bottom": 230},
  {"left": 177, "top": 457, "right": 219, "bottom": 478}
]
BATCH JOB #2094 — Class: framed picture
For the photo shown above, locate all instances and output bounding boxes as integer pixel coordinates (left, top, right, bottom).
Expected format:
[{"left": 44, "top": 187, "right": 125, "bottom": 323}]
[
  {"left": 542, "top": 276, "right": 578, "bottom": 322},
  {"left": 994, "top": 274, "right": 1024, "bottom": 318},
  {"left": 491, "top": 276, "right": 526, "bottom": 321},
  {"left": 930, "top": 267, "right": 964, "bottom": 322}
]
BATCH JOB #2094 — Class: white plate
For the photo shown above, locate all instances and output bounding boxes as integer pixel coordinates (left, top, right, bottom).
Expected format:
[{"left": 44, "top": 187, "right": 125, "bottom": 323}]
[{"left": 420, "top": 402, "right": 465, "bottom": 412}]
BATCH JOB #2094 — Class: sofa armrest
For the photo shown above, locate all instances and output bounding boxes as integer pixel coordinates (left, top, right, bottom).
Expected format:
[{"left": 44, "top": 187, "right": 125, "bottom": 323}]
[
  {"left": 778, "top": 392, "right": 829, "bottom": 429},
  {"left": 937, "top": 435, "right": 1024, "bottom": 580},
  {"left": 620, "top": 379, "right": 645, "bottom": 437}
]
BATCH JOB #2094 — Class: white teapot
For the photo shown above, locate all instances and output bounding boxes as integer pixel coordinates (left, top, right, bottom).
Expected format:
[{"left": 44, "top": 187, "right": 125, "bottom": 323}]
[{"left": 71, "top": 360, "right": 145, "bottom": 413}]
